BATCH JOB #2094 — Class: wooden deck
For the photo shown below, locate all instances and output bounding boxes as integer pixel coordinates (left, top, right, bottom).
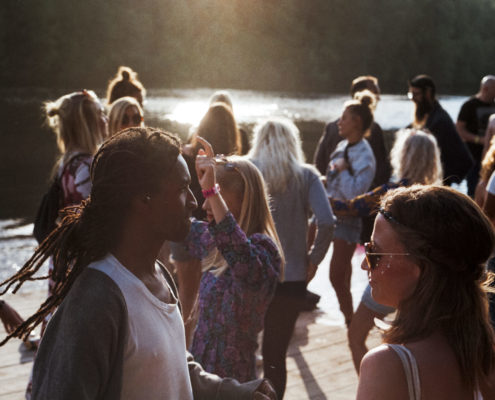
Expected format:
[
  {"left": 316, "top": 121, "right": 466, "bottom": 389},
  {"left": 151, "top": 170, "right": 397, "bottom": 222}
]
[{"left": 0, "top": 288, "right": 382, "bottom": 399}]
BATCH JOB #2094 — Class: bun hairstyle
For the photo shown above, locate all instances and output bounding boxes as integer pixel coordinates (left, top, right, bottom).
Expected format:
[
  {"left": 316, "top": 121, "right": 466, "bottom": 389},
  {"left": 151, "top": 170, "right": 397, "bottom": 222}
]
[
  {"left": 344, "top": 89, "right": 376, "bottom": 135},
  {"left": 121, "top": 67, "right": 131, "bottom": 81},
  {"left": 106, "top": 66, "right": 145, "bottom": 107}
]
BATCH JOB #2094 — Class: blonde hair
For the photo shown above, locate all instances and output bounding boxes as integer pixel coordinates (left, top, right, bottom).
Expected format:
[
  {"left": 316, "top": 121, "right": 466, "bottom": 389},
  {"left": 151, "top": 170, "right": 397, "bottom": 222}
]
[
  {"left": 44, "top": 90, "right": 106, "bottom": 155},
  {"left": 344, "top": 90, "right": 376, "bottom": 137},
  {"left": 248, "top": 118, "right": 307, "bottom": 194},
  {"left": 202, "top": 156, "right": 284, "bottom": 280},
  {"left": 391, "top": 128, "right": 443, "bottom": 185},
  {"left": 108, "top": 96, "right": 144, "bottom": 137}
]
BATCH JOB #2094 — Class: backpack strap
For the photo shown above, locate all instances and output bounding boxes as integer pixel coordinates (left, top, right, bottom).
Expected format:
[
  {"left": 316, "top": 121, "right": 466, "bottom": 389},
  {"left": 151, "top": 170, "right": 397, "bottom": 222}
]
[{"left": 60, "top": 153, "right": 92, "bottom": 187}]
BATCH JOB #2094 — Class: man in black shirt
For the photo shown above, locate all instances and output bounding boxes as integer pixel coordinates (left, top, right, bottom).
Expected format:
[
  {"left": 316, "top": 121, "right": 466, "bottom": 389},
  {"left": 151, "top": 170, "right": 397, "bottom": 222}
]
[
  {"left": 408, "top": 75, "right": 473, "bottom": 186},
  {"left": 456, "top": 75, "right": 495, "bottom": 197}
]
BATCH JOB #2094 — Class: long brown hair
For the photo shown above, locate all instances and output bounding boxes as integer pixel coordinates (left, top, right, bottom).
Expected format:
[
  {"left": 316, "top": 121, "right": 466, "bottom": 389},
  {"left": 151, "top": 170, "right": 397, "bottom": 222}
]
[
  {"left": 380, "top": 185, "right": 495, "bottom": 391},
  {"left": 191, "top": 102, "right": 242, "bottom": 156},
  {"left": 0, "top": 127, "right": 181, "bottom": 345}
]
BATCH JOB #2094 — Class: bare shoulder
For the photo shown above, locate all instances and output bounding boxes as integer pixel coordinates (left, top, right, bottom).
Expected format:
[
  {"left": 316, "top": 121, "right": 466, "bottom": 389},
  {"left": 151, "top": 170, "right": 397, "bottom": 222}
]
[{"left": 356, "top": 344, "right": 409, "bottom": 400}]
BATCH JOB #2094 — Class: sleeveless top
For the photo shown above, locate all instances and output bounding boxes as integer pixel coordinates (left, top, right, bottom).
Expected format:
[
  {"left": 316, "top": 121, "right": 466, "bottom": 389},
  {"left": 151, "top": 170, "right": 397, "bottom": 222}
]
[{"left": 388, "top": 344, "right": 483, "bottom": 400}]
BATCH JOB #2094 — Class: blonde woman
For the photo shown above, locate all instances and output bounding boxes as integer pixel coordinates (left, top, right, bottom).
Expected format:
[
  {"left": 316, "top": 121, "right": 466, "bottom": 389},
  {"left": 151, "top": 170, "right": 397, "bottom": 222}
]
[
  {"left": 26, "top": 89, "right": 107, "bottom": 398},
  {"left": 107, "top": 96, "right": 144, "bottom": 137},
  {"left": 248, "top": 118, "right": 335, "bottom": 398},
  {"left": 184, "top": 137, "right": 283, "bottom": 382},
  {"left": 330, "top": 129, "right": 443, "bottom": 372},
  {"left": 326, "top": 92, "right": 377, "bottom": 326}
]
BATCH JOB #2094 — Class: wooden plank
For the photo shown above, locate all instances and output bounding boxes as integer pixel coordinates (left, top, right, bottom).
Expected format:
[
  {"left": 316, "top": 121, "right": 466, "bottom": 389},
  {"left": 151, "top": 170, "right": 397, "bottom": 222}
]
[{"left": 0, "top": 288, "right": 385, "bottom": 399}]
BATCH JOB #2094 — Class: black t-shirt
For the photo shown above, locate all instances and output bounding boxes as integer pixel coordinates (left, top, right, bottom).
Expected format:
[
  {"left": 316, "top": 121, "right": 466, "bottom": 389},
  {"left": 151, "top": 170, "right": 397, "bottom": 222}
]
[{"left": 458, "top": 97, "right": 495, "bottom": 159}]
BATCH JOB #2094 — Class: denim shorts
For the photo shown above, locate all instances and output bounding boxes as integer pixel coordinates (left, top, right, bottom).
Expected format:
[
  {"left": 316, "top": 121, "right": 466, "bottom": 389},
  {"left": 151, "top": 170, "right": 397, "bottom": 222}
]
[{"left": 361, "top": 284, "right": 395, "bottom": 316}]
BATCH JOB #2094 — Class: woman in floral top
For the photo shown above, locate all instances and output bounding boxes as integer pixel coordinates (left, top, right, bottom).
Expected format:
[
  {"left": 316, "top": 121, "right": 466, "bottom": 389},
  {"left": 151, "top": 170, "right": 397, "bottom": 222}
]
[{"left": 186, "top": 137, "right": 283, "bottom": 382}]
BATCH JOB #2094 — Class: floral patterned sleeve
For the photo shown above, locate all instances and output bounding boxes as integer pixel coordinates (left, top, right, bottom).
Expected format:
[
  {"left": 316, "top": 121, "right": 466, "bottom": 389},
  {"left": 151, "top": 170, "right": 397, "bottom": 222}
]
[
  {"left": 208, "top": 212, "right": 281, "bottom": 289},
  {"left": 186, "top": 219, "right": 216, "bottom": 260}
]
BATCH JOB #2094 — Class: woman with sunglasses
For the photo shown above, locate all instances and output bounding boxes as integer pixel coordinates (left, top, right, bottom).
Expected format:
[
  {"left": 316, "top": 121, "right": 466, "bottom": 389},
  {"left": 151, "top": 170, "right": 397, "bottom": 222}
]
[
  {"left": 107, "top": 96, "right": 144, "bottom": 137},
  {"left": 326, "top": 91, "right": 377, "bottom": 327},
  {"left": 329, "top": 129, "right": 443, "bottom": 372},
  {"left": 357, "top": 185, "right": 495, "bottom": 399},
  {"left": 183, "top": 137, "right": 283, "bottom": 383}
]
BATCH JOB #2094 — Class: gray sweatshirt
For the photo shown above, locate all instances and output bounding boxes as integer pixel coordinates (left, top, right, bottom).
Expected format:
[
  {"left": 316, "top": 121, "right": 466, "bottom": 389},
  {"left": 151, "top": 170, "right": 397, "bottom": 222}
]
[{"left": 257, "top": 164, "right": 336, "bottom": 282}]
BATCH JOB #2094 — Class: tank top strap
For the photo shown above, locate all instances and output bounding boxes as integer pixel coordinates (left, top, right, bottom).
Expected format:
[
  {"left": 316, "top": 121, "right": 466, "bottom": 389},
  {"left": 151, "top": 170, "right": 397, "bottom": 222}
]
[{"left": 388, "top": 344, "right": 421, "bottom": 400}]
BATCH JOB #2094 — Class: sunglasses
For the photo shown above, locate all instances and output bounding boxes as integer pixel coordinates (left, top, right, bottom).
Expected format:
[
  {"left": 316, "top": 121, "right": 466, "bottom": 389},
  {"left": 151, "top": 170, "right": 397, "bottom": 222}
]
[
  {"left": 214, "top": 155, "right": 237, "bottom": 171},
  {"left": 364, "top": 242, "right": 410, "bottom": 270},
  {"left": 122, "top": 113, "right": 143, "bottom": 126}
]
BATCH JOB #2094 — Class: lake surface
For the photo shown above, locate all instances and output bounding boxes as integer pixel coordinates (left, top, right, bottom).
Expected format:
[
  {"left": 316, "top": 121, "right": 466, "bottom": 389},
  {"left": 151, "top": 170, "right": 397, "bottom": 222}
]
[{"left": 0, "top": 88, "right": 468, "bottom": 294}]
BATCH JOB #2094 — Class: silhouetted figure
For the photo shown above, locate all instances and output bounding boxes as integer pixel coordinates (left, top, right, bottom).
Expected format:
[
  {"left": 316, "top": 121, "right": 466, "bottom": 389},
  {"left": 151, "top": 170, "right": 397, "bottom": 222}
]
[
  {"left": 456, "top": 75, "right": 495, "bottom": 197},
  {"left": 407, "top": 74, "right": 473, "bottom": 186},
  {"left": 106, "top": 66, "right": 146, "bottom": 107}
]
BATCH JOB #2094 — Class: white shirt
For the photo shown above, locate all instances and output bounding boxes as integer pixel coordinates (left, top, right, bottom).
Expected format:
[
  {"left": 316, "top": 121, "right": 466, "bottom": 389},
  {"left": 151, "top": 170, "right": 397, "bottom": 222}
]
[{"left": 90, "top": 254, "right": 193, "bottom": 400}]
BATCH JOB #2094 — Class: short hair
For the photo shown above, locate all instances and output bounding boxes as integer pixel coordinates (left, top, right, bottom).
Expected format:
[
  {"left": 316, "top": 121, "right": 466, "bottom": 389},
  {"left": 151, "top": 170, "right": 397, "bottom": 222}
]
[
  {"left": 350, "top": 76, "right": 379, "bottom": 97},
  {"left": 44, "top": 90, "right": 106, "bottom": 155},
  {"left": 108, "top": 96, "right": 144, "bottom": 137},
  {"left": 191, "top": 102, "right": 242, "bottom": 156},
  {"left": 380, "top": 185, "right": 495, "bottom": 391},
  {"left": 344, "top": 90, "right": 376, "bottom": 135},
  {"left": 248, "top": 118, "right": 306, "bottom": 194},
  {"left": 409, "top": 74, "right": 436, "bottom": 97},
  {"left": 106, "top": 66, "right": 146, "bottom": 107},
  {"left": 390, "top": 129, "right": 443, "bottom": 185}
]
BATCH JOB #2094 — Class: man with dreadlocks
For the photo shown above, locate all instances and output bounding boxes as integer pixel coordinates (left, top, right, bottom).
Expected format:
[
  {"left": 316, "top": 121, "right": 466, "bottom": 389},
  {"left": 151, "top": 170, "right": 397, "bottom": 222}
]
[{"left": 0, "top": 127, "right": 276, "bottom": 399}]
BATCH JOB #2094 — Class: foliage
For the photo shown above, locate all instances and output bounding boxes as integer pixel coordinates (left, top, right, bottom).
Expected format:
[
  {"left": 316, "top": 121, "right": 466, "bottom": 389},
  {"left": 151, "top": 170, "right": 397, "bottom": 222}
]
[{"left": 2, "top": 0, "right": 494, "bottom": 93}]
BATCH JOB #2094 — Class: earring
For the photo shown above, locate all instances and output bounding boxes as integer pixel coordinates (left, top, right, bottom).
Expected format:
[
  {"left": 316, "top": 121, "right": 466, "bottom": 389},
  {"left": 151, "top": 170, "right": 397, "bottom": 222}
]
[{"left": 145, "top": 195, "right": 151, "bottom": 202}]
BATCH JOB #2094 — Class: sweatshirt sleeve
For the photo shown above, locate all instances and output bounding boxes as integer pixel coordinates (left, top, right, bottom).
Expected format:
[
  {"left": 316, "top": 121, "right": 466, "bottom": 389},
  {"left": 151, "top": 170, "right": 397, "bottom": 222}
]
[
  {"left": 31, "top": 269, "right": 127, "bottom": 400},
  {"left": 307, "top": 170, "right": 335, "bottom": 266},
  {"left": 187, "top": 352, "right": 263, "bottom": 399},
  {"left": 208, "top": 212, "right": 281, "bottom": 289}
]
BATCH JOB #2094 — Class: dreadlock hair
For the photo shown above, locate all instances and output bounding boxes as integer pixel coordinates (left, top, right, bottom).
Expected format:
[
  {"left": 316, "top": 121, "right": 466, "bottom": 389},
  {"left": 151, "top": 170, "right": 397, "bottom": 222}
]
[{"left": 0, "top": 127, "right": 181, "bottom": 345}]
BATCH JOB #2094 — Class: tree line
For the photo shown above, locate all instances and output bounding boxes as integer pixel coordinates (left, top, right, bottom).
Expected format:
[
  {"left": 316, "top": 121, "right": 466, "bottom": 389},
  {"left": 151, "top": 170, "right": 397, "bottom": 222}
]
[{"left": 1, "top": 0, "right": 494, "bottom": 94}]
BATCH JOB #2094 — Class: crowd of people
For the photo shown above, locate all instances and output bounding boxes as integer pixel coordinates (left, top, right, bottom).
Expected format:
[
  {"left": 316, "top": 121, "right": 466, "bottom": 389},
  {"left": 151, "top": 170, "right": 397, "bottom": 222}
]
[{"left": 1, "top": 67, "right": 495, "bottom": 399}]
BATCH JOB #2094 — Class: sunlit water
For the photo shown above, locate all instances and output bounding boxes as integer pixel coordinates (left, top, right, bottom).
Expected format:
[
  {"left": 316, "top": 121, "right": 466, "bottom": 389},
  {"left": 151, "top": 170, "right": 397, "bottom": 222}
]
[
  {"left": 0, "top": 89, "right": 468, "bottom": 318},
  {"left": 145, "top": 88, "right": 466, "bottom": 131}
]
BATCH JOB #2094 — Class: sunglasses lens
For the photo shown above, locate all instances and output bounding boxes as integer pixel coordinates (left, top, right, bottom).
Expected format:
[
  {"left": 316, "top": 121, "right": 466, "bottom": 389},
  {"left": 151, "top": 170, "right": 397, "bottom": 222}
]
[{"left": 364, "top": 243, "right": 377, "bottom": 269}]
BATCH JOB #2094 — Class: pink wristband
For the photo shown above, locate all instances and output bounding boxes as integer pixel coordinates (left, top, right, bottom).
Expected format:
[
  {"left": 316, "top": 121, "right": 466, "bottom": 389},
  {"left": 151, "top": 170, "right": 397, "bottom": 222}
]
[{"left": 202, "top": 183, "right": 220, "bottom": 198}]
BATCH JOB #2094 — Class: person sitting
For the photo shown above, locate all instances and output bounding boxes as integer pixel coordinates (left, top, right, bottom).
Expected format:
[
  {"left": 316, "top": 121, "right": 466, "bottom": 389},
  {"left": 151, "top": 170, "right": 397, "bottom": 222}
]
[{"left": 357, "top": 185, "right": 495, "bottom": 399}]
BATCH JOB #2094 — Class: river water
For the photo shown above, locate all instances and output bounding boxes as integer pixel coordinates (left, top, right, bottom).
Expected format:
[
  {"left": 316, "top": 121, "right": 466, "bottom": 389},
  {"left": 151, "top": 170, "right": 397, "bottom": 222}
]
[{"left": 0, "top": 89, "right": 467, "bottom": 310}]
